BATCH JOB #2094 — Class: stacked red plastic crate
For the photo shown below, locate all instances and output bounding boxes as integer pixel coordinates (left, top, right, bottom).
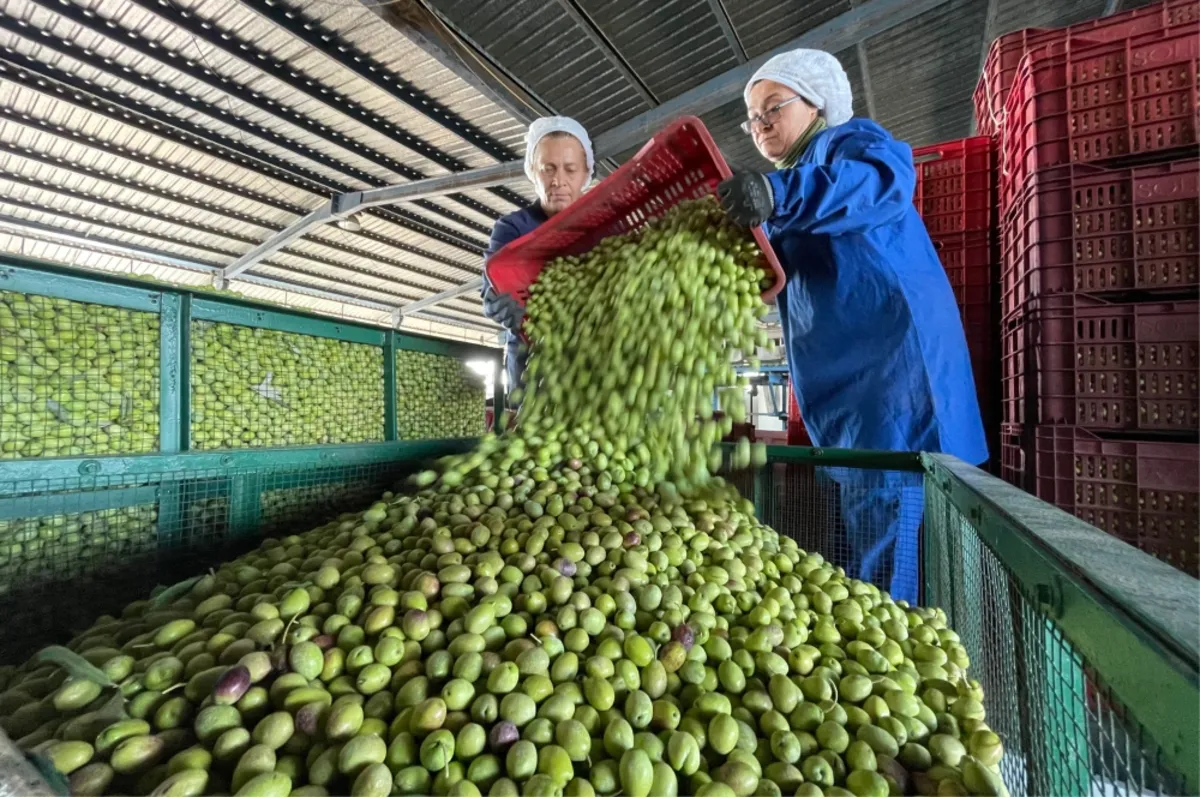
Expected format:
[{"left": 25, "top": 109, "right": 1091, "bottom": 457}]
[
  {"left": 983, "top": 0, "right": 1199, "bottom": 575},
  {"left": 786, "top": 389, "right": 812, "bottom": 447},
  {"left": 911, "top": 137, "right": 1000, "bottom": 469}
]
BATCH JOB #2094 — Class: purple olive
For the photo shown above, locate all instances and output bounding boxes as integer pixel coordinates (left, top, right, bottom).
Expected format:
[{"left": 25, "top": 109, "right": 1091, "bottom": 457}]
[
  {"left": 212, "top": 665, "right": 251, "bottom": 705},
  {"left": 568, "top": 458, "right": 583, "bottom": 470},
  {"left": 489, "top": 721, "right": 519, "bottom": 753},
  {"left": 671, "top": 624, "right": 695, "bottom": 651},
  {"left": 553, "top": 558, "right": 577, "bottom": 578},
  {"left": 312, "top": 635, "right": 335, "bottom": 651},
  {"left": 623, "top": 532, "right": 641, "bottom": 548},
  {"left": 295, "top": 702, "right": 323, "bottom": 737}
]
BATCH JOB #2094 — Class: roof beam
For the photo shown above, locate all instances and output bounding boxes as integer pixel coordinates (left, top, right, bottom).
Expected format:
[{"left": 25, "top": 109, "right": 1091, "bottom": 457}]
[
  {"left": 552, "top": 0, "right": 658, "bottom": 106},
  {"left": 704, "top": 0, "right": 748, "bottom": 63},
  {"left": 369, "top": 0, "right": 548, "bottom": 124},
  {"left": 0, "top": 109, "right": 477, "bottom": 280}
]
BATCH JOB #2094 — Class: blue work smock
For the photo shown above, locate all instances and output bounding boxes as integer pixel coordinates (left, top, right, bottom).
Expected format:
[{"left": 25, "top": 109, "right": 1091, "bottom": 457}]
[
  {"left": 765, "top": 118, "right": 987, "bottom": 466},
  {"left": 763, "top": 118, "right": 987, "bottom": 603},
  {"left": 482, "top": 203, "right": 547, "bottom": 395}
]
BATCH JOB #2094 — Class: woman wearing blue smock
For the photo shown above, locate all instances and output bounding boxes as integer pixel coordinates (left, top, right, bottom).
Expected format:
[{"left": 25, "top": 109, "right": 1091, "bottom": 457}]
[{"left": 717, "top": 49, "right": 987, "bottom": 604}]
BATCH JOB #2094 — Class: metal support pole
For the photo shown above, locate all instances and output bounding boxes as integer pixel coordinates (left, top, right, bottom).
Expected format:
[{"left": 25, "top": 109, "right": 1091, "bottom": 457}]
[{"left": 221, "top": 162, "right": 524, "bottom": 281}]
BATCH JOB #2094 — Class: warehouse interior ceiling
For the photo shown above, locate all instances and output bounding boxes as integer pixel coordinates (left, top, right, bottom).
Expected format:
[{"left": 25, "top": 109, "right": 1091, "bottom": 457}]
[{"left": 0, "top": 0, "right": 1153, "bottom": 344}]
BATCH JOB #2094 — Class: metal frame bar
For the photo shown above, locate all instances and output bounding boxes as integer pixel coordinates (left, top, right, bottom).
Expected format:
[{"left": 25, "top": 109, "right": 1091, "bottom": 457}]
[
  {"left": 0, "top": 440, "right": 478, "bottom": 485},
  {"left": 0, "top": 216, "right": 495, "bottom": 332},
  {"left": 704, "top": 0, "right": 748, "bottom": 63},
  {"left": 221, "top": 162, "right": 523, "bottom": 281},
  {"left": 552, "top": 0, "right": 658, "bottom": 106}
]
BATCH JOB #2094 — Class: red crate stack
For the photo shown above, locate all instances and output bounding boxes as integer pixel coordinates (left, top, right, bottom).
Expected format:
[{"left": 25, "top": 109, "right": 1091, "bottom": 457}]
[
  {"left": 912, "top": 137, "right": 1001, "bottom": 469},
  {"left": 972, "top": 0, "right": 1198, "bottom": 136},
  {"left": 989, "top": 1, "right": 1200, "bottom": 575},
  {"left": 786, "top": 389, "right": 812, "bottom": 447}
]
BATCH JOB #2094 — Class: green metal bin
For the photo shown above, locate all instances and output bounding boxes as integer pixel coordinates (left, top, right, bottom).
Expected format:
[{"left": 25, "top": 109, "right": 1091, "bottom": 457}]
[{"left": 0, "top": 444, "right": 1196, "bottom": 797}]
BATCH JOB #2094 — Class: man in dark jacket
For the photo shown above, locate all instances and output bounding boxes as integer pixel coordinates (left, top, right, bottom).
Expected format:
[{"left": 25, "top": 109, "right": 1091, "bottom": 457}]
[{"left": 481, "top": 116, "right": 594, "bottom": 402}]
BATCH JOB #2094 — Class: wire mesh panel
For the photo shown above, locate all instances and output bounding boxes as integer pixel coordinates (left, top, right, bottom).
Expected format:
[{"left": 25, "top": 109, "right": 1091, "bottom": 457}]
[
  {"left": 395, "top": 349, "right": 487, "bottom": 439},
  {"left": 258, "top": 467, "right": 404, "bottom": 537},
  {"left": 0, "top": 456, "right": 422, "bottom": 663},
  {"left": 190, "top": 320, "right": 385, "bottom": 449},
  {"left": 923, "top": 478, "right": 1185, "bottom": 796},
  {"left": 0, "top": 290, "right": 160, "bottom": 459},
  {"left": 748, "top": 460, "right": 924, "bottom": 601},
  {"left": 0, "top": 477, "right": 162, "bottom": 663}
]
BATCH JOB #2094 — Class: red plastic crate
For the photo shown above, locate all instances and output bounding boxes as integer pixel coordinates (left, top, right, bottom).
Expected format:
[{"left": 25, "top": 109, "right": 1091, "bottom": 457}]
[
  {"left": 486, "top": 116, "right": 785, "bottom": 308},
  {"left": 1000, "top": 26, "right": 1200, "bottom": 213},
  {"left": 787, "top": 389, "right": 813, "bottom": 446},
  {"left": 932, "top": 229, "right": 996, "bottom": 311},
  {"left": 912, "top": 138, "right": 996, "bottom": 235},
  {"left": 1001, "top": 159, "right": 1200, "bottom": 318},
  {"left": 999, "top": 423, "right": 1030, "bottom": 489},
  {"left": 974, "top": 0, "right": 1199, "bottom": 135},
  {"left": 1033, "top": 425, "right": 1199, "bottom": 576},
  {"left": 1002, "top": 294, "right": 1199, "bottom": 432}
]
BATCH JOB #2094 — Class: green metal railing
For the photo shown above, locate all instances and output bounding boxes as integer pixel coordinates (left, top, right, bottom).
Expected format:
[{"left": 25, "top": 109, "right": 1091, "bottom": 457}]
[
  {"left": 0, "top": 255, "right": 502, "bottom": 458},
  {"left": 736, "top": 446, "right": 1198, "bottom": 796}
]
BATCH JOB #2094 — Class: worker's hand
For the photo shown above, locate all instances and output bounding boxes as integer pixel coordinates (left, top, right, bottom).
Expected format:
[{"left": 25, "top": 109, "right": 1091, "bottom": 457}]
[
  {"left": 718, "top": 172, "right": 775, "bottom": 227},
  {"left": 482, "top": 288, "right": 524, "bottom": 333}
]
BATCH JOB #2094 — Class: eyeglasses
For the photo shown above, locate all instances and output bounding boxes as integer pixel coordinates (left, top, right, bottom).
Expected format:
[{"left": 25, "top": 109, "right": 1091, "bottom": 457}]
[{"left": 740, "top": 97, "right": 805, "bottom": 134}]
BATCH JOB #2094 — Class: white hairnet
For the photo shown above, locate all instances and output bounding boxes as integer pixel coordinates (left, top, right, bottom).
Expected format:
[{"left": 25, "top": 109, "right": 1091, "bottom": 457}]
[
  {"left": 743, "top": 49, "right": 854, "bottom": 126},
  {"left": 524, "top": 116, "right": 594, "bottom": 182}
]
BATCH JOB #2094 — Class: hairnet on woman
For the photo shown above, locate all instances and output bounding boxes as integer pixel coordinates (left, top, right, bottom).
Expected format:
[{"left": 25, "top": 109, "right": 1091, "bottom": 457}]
[
  {"left": 481, "top": 116, "right": 594, "bottom": 403},
  {"left": 718, "top": 49, "right": 987, "bottom": 603}
]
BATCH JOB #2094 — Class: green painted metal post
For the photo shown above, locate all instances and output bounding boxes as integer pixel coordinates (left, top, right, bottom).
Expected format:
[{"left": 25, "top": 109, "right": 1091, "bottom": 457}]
[
  {"left": 229, "top": 473, "right": 262, "bottom": 540},
  {"left": 158, "top": 292, "right": 189, "bottom": 548},
  {"left": 158, "top": 292, "right": 190, "bottom": 454},
  {"left": 383, "top": 331, "right": 398, "bottom": 442}
]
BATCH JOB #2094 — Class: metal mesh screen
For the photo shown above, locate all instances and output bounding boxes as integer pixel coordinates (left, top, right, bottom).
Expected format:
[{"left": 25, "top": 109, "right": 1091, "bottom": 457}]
[
  {"left": 0, "top": 459, "right": 409, "bottom": 664},
  {"left": 190, "top": 320, "right": 385, "bottom": 449},
  {"left": 739, "top": 460, "right": 924, "bottom": 602},
  {"left": 395, "top": 349, "right": 487, "bottom": 439},
  {"left": 924, "top": 482, "right": 1183, "bottom": 796},
  {"left": 0, "top": 289, "right": 159, "bottom": 459}
]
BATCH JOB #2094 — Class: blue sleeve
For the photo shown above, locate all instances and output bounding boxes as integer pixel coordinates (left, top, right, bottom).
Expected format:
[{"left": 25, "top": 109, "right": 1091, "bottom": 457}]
[
  {"left": 481, "top": 215, "right": 524, "bottom": 303},
  {"left": 766, "top": 127, "right": 915, "bottom": 237}
]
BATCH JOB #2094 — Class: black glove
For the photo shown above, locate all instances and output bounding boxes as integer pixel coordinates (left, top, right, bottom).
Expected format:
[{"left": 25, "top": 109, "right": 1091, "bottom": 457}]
[
  {"left": 717, "top": 172, "right": 775, "bottom": 227},
  {"left": 482, "top": 288, "right": 524, "bottom": 333}
]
